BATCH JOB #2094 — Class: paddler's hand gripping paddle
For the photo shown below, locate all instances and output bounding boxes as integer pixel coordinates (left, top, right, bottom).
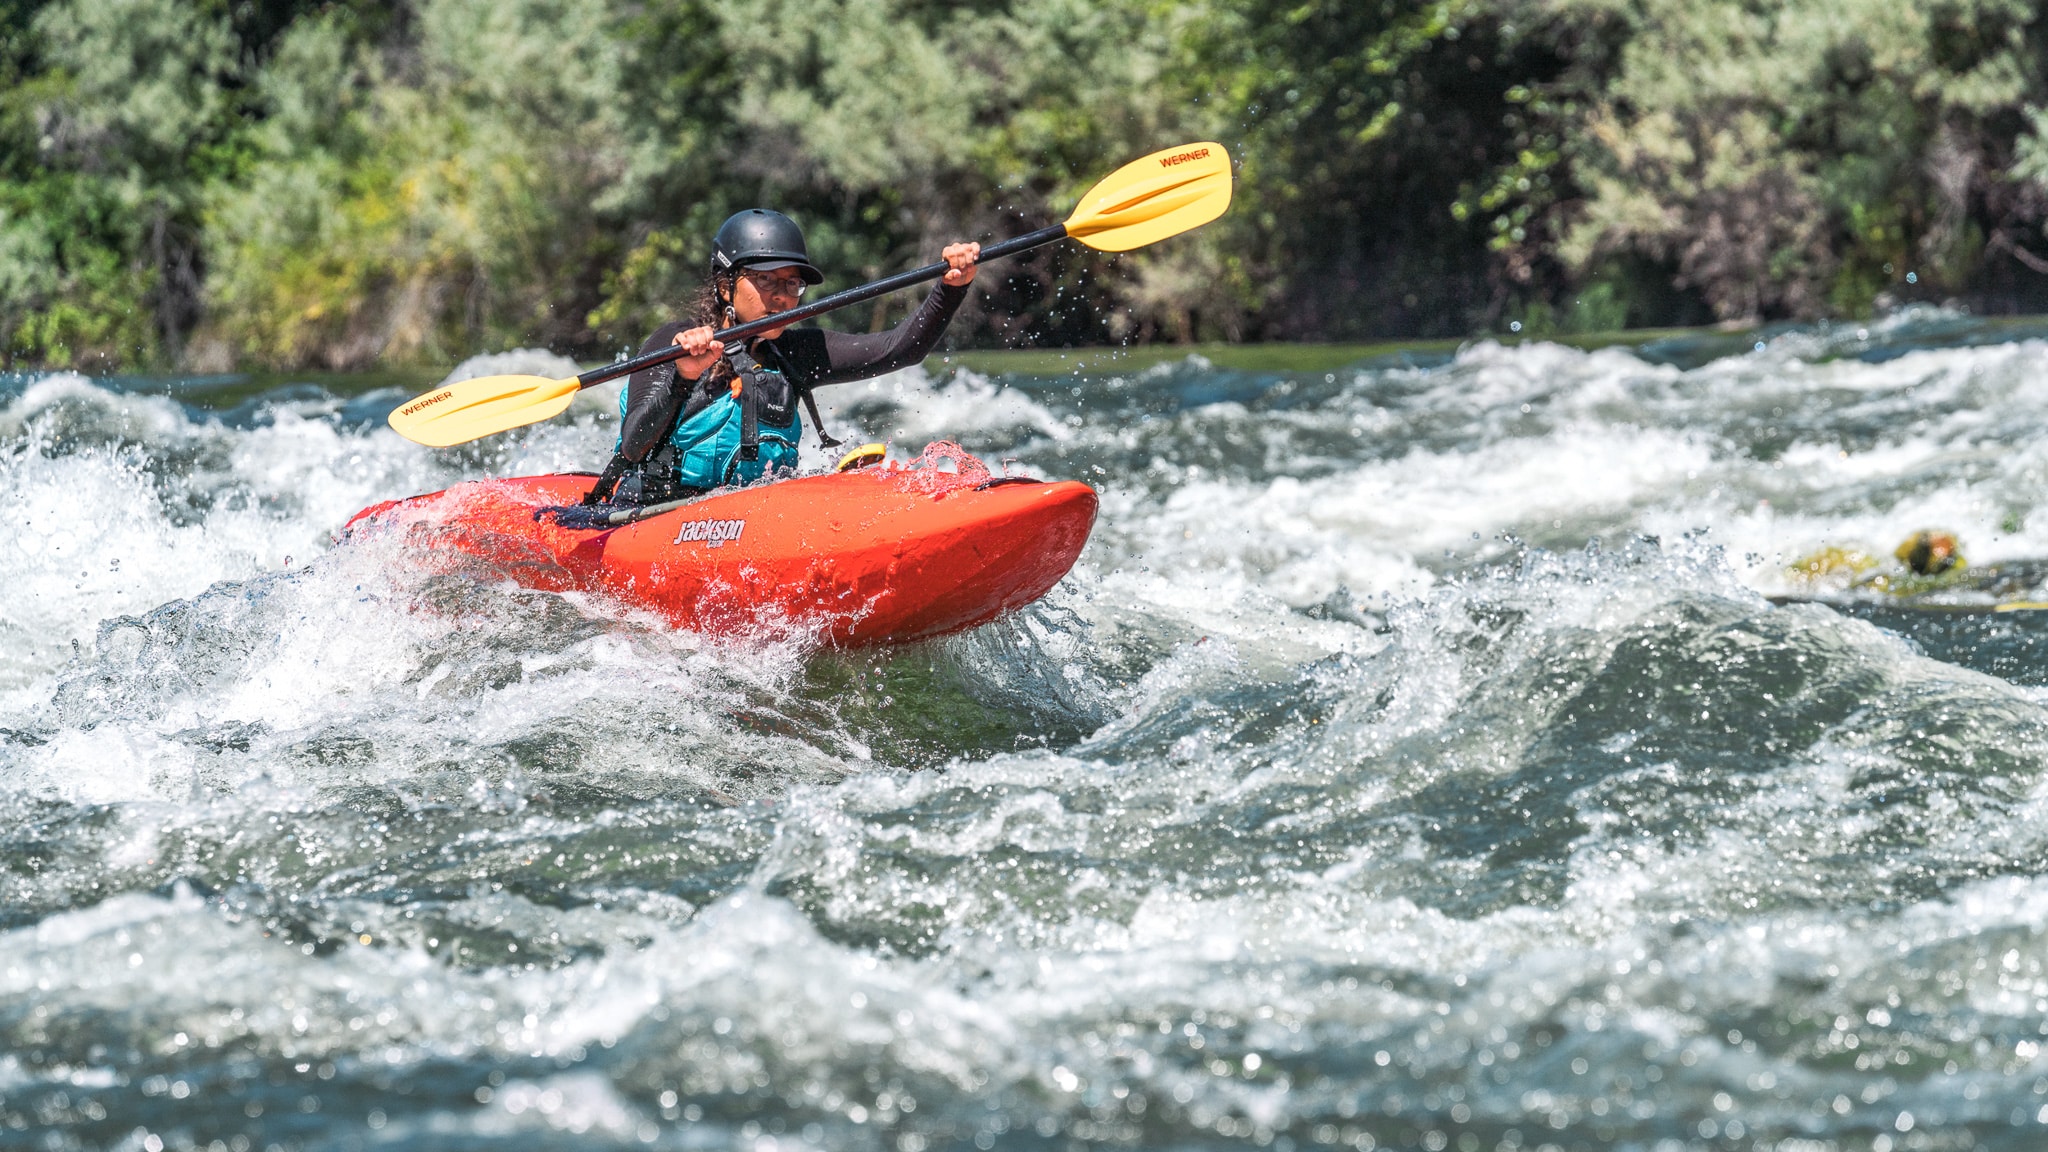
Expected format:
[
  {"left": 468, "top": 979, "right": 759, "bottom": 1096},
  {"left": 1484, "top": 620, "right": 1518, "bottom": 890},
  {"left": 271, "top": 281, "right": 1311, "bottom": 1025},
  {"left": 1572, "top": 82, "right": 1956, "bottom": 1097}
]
[{"left": 386, "top": 142, "right": 1234, "bottom": 447}]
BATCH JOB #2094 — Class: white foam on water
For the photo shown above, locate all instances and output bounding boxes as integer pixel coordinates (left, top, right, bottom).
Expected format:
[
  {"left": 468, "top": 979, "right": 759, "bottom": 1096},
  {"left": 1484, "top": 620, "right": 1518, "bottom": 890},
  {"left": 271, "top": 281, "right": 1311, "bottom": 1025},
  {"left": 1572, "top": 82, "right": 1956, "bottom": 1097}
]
[
  {"left": 0, "top": 445, "right": 247, "bottom": 690},
  {"left": 815, "top": 363, "right": 1070, "bottom": 452},
  {"left": 1057, "top": 330, "right": 2048, "bottom": 608},
  {"left": 469, "top": 1073, "right": 653, "bottom": 1141},
  {"left": 438, "top": 348, "right": 585, "bottom": 386},
  {"left": 0, "top": 374, "right": 485, "bottom": 688},
  {"left": 1098, "top": 422, "right": 1714, "bottom": 605},
  {"left": 9, "top": 327, "right": 2048, "bottom": 1146},
  {"left": 0, "top": 372, "right": 198, "bottom": 443}
]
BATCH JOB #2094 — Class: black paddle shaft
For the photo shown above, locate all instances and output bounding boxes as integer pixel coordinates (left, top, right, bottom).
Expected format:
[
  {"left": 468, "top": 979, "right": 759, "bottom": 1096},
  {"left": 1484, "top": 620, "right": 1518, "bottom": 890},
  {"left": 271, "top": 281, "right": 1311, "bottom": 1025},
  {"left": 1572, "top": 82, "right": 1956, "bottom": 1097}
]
[{"left": 573, "top": 223, "right": 1070, "bottom": 389}]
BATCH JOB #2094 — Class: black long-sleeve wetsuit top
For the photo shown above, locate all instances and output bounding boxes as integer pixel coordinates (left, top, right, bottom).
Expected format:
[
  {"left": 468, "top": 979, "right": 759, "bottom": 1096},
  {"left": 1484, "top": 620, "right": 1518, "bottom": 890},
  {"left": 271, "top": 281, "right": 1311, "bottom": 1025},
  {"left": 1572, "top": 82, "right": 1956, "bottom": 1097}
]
[{"left": 616, "top": 281, "right": 969, "bottom": 462}]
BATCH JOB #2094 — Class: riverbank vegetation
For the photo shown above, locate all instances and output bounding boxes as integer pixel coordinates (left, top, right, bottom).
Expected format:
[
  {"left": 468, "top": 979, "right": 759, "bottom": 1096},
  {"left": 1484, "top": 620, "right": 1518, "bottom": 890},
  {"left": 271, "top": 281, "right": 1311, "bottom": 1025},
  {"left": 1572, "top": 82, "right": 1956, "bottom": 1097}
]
[{"left": 6, "top": 0, "right": 2048, "bottom": 372}]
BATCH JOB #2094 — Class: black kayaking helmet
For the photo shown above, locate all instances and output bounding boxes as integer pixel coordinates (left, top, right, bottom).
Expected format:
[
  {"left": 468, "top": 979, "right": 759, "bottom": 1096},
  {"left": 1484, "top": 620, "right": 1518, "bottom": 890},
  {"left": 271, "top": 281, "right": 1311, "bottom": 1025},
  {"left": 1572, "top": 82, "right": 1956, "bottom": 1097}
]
[{"left": 709, "top": 209, "right": 824, "bottom": 285}]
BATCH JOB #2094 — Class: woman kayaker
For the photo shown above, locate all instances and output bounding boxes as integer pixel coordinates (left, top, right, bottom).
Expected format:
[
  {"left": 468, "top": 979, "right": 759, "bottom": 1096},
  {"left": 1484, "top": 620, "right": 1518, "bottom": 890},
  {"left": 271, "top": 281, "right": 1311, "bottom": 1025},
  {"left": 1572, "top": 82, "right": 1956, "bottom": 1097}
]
[{"left": 586, "top": 209, "right": 980, "bottom": 505}]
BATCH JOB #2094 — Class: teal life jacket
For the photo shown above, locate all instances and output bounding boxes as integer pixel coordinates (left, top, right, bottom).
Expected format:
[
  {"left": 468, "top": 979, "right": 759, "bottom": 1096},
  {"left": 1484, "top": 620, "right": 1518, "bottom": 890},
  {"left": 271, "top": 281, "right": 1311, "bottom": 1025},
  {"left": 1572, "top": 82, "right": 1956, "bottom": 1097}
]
[{"left": 612, "top": 345, "right": 802, "bottom": 498}]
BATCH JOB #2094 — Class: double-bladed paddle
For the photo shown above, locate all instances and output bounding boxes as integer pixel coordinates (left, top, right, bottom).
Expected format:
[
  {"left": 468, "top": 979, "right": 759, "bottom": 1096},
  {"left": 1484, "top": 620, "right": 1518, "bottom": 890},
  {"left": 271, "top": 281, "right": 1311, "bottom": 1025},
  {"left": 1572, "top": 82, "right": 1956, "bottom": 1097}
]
[{"left": 386, "top": 142, "right": 1233, "bottom": 447}]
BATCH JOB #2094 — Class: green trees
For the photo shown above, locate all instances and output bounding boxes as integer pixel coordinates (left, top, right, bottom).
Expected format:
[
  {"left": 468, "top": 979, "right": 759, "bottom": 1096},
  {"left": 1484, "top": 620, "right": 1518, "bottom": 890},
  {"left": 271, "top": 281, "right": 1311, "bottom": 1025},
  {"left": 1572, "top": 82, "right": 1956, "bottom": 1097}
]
[
  {"left": 1, "top": 0, "right": 243, "bottom": 367},
  {"left": 5, "top": 0, "right": 2048, "bottom": 371},
  {"left": 201, "top": 0, "right": 637, "bottom": 369},
  {"left": 1548, "top": 0, "right": 2044, "bottom": 322}
]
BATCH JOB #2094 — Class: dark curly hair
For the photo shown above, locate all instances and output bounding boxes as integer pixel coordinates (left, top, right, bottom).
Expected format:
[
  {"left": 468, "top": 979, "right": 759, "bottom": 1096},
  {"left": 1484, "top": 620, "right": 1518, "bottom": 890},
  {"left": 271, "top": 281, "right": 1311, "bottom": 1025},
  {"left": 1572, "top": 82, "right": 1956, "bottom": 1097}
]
[{"left": 681, "top": 273, "right": 739, "bottom": 386}]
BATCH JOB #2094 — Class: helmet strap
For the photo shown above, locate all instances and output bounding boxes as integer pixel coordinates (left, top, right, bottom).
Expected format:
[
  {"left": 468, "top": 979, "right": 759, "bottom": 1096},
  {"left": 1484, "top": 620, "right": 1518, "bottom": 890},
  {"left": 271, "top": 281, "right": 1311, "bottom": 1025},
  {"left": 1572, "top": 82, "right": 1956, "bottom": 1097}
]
[{"left": 714, "top": 273, "right": 738, "bottom": 326}]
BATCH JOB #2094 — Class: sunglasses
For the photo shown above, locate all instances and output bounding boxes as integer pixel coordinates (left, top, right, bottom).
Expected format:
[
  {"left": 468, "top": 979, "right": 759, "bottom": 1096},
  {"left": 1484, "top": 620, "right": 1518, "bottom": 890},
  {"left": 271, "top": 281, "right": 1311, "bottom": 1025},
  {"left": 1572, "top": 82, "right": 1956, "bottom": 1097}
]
[{"left": 740, "top": 269, "right": 808, "bottom": 299}]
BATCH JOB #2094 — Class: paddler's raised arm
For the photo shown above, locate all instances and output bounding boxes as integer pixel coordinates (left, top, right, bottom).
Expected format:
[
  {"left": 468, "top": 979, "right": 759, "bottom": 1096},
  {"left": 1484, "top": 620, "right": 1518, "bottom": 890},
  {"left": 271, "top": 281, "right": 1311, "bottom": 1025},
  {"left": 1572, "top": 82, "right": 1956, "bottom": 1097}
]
[{"left": 771, "top": 242, "right": 980, "bottom": 388}]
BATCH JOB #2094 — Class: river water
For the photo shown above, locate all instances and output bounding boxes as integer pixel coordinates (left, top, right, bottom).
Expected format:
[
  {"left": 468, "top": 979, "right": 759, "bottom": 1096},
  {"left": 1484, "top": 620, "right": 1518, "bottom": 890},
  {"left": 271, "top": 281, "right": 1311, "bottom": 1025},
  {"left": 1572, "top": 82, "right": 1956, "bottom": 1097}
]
[{"left": 8, "top": 309, "right": 2048, "bottom": 1150}]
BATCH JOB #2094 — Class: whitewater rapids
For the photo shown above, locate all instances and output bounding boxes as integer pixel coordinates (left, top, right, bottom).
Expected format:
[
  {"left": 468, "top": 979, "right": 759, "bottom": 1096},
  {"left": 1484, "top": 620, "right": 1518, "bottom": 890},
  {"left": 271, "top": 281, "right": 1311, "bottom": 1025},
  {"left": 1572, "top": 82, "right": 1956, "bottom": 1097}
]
[{"left": 8, "top": 309, "right": 2048, "bottom": 1150}]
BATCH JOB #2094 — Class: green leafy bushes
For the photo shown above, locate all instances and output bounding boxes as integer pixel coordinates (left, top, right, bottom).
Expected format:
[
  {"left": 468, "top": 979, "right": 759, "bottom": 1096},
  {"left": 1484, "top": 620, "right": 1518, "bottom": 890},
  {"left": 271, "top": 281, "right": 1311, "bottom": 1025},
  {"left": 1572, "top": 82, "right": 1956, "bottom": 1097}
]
[{"left": 5, "top": 0, "right": 2048, "bottom": 371}]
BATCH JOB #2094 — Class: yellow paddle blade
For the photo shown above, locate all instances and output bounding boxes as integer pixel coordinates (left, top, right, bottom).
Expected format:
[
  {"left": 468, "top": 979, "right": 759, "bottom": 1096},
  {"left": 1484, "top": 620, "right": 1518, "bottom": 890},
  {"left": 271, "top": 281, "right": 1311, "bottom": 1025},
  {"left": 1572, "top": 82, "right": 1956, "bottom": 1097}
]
[
  {"left": 836, "top": 443, "right": 888, "bottom": 472},
  {"left": 1062, "top": 142, "right": 1233, "bottom": 252},
  {"left": 386, "top": 372, "right": 581, "bottom": 447}
]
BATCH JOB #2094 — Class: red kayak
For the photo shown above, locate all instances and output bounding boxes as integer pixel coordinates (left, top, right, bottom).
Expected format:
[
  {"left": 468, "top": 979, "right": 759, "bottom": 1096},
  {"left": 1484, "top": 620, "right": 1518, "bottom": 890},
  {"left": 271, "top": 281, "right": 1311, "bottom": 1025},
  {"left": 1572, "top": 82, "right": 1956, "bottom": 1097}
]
[{"left": 342, "top": 443, "right": 1097, "bottom": 646}]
